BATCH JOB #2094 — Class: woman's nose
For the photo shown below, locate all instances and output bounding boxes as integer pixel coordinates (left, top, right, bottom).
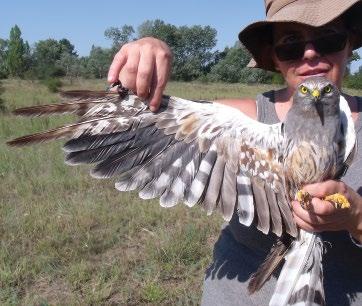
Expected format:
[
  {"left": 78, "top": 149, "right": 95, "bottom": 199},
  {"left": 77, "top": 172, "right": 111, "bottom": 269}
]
[{"left": 303, "top": 42, "right": 321, "bottom": 60}]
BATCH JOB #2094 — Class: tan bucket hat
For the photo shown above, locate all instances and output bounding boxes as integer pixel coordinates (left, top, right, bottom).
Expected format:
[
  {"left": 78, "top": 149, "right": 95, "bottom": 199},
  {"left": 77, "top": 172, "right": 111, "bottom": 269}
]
[{"left": 239, "top": 0, "right": 362, "bottom": 71}]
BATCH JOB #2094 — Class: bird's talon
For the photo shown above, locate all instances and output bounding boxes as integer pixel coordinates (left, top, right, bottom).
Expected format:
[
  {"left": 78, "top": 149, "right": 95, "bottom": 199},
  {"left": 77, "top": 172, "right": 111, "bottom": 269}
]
[
  {"left": 296, "top": 190, "right": 312, "bottom": 210},
  {"left": 324, "top": 193, "right": 350, "bottom": 209}
]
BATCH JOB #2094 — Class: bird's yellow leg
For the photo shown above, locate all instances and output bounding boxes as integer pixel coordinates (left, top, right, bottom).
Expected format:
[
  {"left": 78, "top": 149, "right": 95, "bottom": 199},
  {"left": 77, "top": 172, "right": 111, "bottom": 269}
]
[
  {"left": 324, "top": 193, "right": 350, "bottom": 209},
  {"left": 296, "top": 190, "right": 313, "bottom": 210}
]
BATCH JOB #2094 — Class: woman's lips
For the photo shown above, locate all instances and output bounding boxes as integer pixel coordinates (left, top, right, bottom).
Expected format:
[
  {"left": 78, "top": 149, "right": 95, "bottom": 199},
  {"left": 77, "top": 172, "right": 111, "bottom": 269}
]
[{"left": 298, "top": 68, "right": 329, "bottom": 77}]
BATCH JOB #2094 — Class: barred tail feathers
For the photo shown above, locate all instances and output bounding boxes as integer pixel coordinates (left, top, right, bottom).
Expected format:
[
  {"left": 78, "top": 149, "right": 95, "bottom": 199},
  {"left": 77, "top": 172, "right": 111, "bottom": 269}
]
[{"left": 269, "top": 231, "right": 325, "bottom": 306}]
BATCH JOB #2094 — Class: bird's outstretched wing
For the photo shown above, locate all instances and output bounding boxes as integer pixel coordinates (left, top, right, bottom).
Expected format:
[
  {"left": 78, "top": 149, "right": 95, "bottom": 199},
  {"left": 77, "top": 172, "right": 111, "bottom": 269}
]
[{"left": 8, "top": 90, "right": 298, "bottom": 237}]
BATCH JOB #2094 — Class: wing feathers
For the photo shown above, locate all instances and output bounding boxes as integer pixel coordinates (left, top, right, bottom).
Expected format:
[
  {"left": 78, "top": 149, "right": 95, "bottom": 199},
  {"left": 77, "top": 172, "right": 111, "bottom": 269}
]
[
  {"left": 236, "top": 174, "right": 255, "bottom": 226},
  {"left": 118, "top": 144, "right": 182, "bottom": 189},
  {"left": 219, "top": 163, "right": 237, "bottom": 221},
  {"left": 8, "top": 91, "right": 295, "bottom": 238},
  {"left": 64, "top": 131, "right": 134, "bottom": 153},
  {"left": 12, "top": 102, "right": 95, "bottom": 117},
  {"left": 251, "top": 179, "right": 270, "bottom": 235},
  {"left": 7, "top": 116, "right": 132, "bottom": 147},
  {"left": 265, "top": 185, "right": 283, "bottom": 237},
  {"left": 203, "top": 155, "right": 225, "bottom": 215},
  {"left": 185, "top": 145, "right": 217, "bottom": 207},
  {"left": 277, "top": 192, "right": 298, "bottom": 237},
  {"left": 91, "top": 133, "right": 174, "bottom": 178},
  {"left": 65, "top": 138, "right": 132, "bottom": 165},
  {"left": 12, "top": 91, "right": 127, "bottom": 118},
  {"left": 160, "top": 147, "right": 202, "bottom": 207},
  {"left": 138, "top": 141, "right": 194, "bottom": 200}
]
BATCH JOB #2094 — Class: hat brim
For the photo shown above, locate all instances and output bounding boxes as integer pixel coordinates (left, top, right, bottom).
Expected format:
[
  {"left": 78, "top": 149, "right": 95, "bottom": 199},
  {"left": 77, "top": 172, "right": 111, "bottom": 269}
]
[{"left": 239, "top": 0, "right": 362, "bottom": 72}]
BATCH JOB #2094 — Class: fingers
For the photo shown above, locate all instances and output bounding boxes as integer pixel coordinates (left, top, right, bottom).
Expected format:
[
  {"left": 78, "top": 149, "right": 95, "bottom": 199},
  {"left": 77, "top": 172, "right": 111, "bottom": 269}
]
[
  {"left": 292, "top": 180, "right": 352, "bottom": 233},
  {"left": 293, "top": 197, "right": 336, "bottom": 216},
  {"left": 292, "top": 199, "right": 349, "bottom": 232},
  {"left": 119, "top": 49, "right": 141, "bottom": 93},
  {"left": 149, "top": 51, "right": 172, "bottom": 112},
  {"left": 303, "top": 180, "right": 348, "bottom": 198},
  {"left": 293, "top": 182, "right": 362, "bottom": 236},
  {"left": 292, "top": 211, "right": 346, "bottom": 232},
  {"left": 136, "top": 49, "right": 155, "bottom": 100},
  {"left": 107, "top": 37, "right": 172, "bottom": 112},
  {"left": 292, "top": 199, "right": 346, "bottom": 222},
  {"left": 108, "top": 50, "right": 127, "bottom": 83}
]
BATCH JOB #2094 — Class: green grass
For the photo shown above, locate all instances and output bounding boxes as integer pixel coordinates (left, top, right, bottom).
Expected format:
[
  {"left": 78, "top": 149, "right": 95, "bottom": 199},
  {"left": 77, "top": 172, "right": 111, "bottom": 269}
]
[{"left": 1, "top": 78, "right": 362, "bottom": 305}]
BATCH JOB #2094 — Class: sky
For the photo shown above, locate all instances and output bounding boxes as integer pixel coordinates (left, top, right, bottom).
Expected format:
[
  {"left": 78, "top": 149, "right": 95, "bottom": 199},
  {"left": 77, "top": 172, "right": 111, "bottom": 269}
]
[{"left": 1, "top": 0, "right": 361, "bottom": 72}]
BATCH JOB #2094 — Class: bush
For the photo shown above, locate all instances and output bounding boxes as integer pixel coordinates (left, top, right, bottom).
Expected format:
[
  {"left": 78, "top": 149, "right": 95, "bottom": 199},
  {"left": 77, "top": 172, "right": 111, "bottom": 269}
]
[
  {"left": 239, "top": 68, "right": 273, "bottom": 84},
  {"left": 344, "top": 73, "right": 362, "bottom": 89},
  {"left": 208, "top": 46, "right": 251, "bottom": 83},
  {"left": 0, "top": 80, "right": 5, "bottom": 112},
  {"left": 271, "top": 72, "right": 285, "bottom": 85},
  {"left": 42, "top": 78, "right": 63, "bottom": 92}
]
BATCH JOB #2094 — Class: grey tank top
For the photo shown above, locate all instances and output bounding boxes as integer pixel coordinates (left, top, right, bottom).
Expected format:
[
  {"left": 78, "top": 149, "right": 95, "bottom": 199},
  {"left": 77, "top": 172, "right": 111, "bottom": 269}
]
[{"left": 229, "top": 91, "right": 362, "bottom": 288}]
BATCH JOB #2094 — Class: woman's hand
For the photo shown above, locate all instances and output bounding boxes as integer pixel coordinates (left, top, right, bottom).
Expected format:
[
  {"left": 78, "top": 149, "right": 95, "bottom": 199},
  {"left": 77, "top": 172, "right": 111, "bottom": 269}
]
[
  {"left": 107, "top": 37, "right": 173, "bottom": 112},
  {"left": 292, "top": 180, "right": 362, "bottom": 243}
]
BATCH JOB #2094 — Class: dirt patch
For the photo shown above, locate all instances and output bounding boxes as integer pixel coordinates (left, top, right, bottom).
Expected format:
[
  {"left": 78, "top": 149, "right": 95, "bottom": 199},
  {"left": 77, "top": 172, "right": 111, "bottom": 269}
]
[{"left": 23, "top": 276, "right": 76, "bottom": 304}]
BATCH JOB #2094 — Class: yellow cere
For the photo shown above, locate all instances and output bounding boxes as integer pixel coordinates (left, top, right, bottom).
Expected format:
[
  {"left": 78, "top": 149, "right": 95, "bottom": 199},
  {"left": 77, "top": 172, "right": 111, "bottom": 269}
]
[{"left": 311, "top": 89, "right": 320, "bottom": 98}]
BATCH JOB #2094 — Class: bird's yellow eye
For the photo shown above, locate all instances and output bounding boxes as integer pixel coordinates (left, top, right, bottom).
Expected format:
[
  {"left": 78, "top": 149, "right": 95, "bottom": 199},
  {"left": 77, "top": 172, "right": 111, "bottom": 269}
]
[
  {"left": 324, "top": 85, "right": 332, "bottom": 93},
  {"left": 300, "top": 85, "right": 308, "bottom": 94}
]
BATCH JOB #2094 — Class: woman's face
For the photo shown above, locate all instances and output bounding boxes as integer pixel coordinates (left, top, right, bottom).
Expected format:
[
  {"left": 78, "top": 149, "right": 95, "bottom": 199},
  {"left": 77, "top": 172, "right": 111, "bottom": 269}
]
[{"left": 272, "top": 21, "right": 353, "bottom": 90}]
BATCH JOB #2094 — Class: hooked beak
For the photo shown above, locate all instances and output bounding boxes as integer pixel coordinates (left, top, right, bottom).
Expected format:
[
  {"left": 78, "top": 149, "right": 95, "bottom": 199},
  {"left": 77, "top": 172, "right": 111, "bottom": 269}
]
[
  {"left": 311, "top": 89, "right": 320, "bottom": 100},
  {"left": 312, "top": 89, "right": 324, "bottom": 125}
]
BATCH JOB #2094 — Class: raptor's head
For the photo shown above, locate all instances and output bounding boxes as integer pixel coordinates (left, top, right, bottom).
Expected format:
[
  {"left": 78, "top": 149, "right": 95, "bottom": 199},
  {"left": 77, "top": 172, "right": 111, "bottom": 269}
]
[{"left": 294, "top": 76, "right": 340, "bottom": 125}]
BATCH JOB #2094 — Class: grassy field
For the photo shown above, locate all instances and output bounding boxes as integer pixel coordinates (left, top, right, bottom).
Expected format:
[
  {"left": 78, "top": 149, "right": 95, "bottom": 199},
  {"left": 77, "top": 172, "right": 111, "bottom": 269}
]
[{"left": 1, "top": 79, "right": 362, "bottom": 305}]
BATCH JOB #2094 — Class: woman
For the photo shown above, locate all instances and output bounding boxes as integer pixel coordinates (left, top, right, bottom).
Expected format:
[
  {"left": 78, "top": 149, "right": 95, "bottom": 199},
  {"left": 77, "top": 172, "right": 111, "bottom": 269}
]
[{"left": 108, "top": 0, "right": 362, "bottom": 304}]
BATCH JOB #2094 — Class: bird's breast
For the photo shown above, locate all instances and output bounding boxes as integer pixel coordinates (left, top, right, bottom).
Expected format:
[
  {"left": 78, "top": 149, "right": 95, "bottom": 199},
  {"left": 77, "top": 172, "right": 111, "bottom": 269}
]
[{"left": 283, "top": 139, "right": 338, "bottom": 197}]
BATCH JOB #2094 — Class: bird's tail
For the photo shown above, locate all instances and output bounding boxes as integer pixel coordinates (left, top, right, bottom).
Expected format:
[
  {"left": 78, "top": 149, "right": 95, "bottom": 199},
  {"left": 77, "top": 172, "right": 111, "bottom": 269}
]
[
  {"left": 269, "top": 231, "right": 325, "bottom": 306},
  {"left": 248, "top": 234, "right": 293, "bottom": 294}
]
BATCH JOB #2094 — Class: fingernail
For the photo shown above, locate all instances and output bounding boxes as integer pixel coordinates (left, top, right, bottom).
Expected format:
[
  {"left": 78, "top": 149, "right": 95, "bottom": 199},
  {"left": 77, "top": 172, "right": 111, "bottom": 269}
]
[{"left": 149, "top": 105, "right": 156, "bottom": 112}]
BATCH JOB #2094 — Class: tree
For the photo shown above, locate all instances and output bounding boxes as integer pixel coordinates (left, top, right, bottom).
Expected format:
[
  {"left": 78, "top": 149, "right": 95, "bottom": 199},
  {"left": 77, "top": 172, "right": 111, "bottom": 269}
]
[
  {"left": 173, "top": 25, "right": 217, "bottom": 80},
  {"left": 137, "top": 20, "right": 218, "bottom": 81},
  {"left": 208, "top": 44, "right": 251, "bottom": 82},
  {"left": 0, "top": 39, "right": 9, "bottom": 78},
  {"left": 33, "top": 39, "right": 63, "bottom": 65},
  {"left": 86, "top": 45, "right": 113, "bottom": 78},
  {"left": 138, "top": 20, "right": 179, "bottom": 47},
  {"left": 77, "top": 56, "right": 92, "bottom": 78},
  {"left": 104, "top": 25, "right": 135, "bottom": 50},
  {"left": 59, "top": 38, "right": 77, "bottom": 56},
  {"left": 6, "top": 25, "right": 27, "bottom": 77},
  {"left": 0, "top": 80, "right": 5, "bottom": 112},
  {"left": 57, "top": 52, "right": 82, "bottom": 83},
  {"left": 344, "top": 65, "right": 362, "bottom": 89},
  {"left": 345, "top": 50, "right": 361, "bottom": 76},
  {"left": 207, "top": 43, "right": 273, "bottom": 84},
  {"left": 239, "top": 67, "right": 273, "bottom": 84},
  {"left": 31, "top": 38, "right": 78, "bottom": 79}
]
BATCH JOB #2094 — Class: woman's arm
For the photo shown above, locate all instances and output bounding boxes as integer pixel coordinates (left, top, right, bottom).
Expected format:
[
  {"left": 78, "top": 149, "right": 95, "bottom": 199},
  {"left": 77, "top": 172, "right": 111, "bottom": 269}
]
[{"left": 214, "top": 98, "right": 257, "bottom": 119}]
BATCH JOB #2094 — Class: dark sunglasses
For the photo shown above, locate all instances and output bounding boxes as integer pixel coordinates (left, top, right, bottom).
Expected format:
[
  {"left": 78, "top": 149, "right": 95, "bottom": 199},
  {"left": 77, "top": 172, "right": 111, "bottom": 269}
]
[{"left": 274, "top": 32, "right": 348, "bottom": 62}]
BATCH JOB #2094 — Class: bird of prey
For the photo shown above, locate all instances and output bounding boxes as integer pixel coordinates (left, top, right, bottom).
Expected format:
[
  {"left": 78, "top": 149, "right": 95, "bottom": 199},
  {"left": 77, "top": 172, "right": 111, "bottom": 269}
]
[{"left": 8, "top": 76, "right": 356, "bottom": 306}]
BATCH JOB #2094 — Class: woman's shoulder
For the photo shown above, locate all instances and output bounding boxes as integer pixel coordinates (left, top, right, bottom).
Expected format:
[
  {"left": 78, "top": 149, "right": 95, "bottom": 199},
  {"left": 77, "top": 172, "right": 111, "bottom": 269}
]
[{"left": 214, "top": 98, "right": 257, "bottom": 119}]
